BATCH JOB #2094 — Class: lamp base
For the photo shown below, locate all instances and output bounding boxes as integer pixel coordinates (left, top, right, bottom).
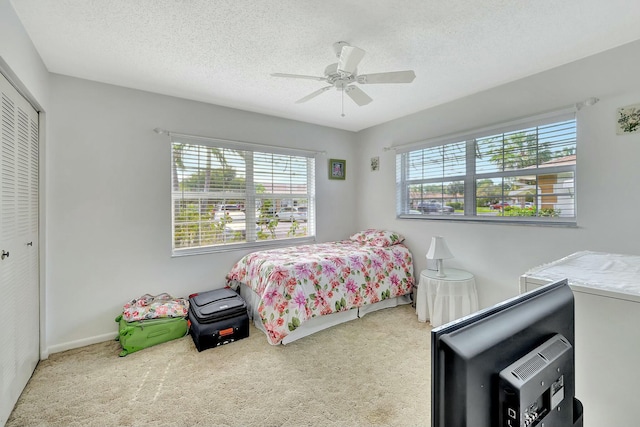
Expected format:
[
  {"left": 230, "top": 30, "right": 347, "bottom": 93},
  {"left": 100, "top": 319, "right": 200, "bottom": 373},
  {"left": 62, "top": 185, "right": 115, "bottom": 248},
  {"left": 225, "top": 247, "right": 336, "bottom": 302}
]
[{"left": 435, "top": 259, "right": 447, "bottom": 278}]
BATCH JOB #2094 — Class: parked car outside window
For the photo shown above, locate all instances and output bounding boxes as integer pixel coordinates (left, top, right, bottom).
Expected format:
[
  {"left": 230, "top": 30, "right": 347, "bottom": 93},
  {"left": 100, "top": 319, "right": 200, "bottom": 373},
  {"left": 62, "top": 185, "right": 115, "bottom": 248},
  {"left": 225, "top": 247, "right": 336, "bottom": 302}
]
[
  {"left": 416, "top": 201, "right": 454, "bottom": 214},
  {"left": 216, "top": 204, "right": 242, "bottom": 212},
  {"left": 489, "top": 201, "right": 510, "bottom": 210},
  {"left": 275, "top": 207, "right": 307, "bottom": 222}
]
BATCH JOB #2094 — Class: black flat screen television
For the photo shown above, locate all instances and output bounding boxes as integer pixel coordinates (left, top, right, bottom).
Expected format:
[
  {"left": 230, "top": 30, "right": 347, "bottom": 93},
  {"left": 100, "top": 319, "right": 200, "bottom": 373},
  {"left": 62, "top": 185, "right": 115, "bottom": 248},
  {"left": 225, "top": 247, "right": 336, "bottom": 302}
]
[{"left": 431, "top": 279, "right": 583, "bottom": 427}]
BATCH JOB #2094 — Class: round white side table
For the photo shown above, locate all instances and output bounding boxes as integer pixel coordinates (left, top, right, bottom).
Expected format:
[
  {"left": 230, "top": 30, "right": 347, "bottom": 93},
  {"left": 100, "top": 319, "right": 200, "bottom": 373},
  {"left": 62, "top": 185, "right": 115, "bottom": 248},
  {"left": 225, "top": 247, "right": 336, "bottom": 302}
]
[{"left": 416, "top": 268, "right": 478, "bottom": 327}]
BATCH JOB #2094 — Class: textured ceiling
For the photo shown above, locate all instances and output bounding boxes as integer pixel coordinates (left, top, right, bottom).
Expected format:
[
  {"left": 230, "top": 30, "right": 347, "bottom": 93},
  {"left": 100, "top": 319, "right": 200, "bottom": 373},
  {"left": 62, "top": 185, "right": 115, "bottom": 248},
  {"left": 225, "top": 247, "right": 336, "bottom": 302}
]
[{"left": 10, "top": 0, "right": 640, "bottom": 131}]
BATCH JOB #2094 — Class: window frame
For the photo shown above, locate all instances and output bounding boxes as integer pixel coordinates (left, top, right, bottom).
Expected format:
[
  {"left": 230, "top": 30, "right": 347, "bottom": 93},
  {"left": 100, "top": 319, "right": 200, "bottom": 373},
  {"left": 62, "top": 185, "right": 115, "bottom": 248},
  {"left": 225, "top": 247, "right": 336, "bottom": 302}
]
[
  {"left": 396, "top": 109, "right": 578, "bottom": 226},
  {"left": 170, "top": 134, "right": 317, "bottom": 256}
]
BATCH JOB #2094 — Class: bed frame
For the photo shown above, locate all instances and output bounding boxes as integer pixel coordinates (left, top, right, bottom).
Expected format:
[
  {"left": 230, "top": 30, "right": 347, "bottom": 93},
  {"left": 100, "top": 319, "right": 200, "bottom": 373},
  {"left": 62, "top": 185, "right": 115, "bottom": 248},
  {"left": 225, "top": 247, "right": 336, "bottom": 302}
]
[{"left": 237, "top": 283, "right": 412, "bottom": 344}]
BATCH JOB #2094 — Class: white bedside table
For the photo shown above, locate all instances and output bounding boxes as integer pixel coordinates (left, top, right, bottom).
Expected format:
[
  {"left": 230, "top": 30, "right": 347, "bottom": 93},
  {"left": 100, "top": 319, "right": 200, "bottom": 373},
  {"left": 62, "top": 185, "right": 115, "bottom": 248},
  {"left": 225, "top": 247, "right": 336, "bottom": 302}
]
[{"left": 416, "top": 268, "right": 478, "bottom": 327}]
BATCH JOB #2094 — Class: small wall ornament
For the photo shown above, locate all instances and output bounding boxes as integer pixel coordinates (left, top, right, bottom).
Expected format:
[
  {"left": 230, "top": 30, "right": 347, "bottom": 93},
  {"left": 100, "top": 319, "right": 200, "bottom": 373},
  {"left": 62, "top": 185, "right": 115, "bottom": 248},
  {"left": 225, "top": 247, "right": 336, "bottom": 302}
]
[
  {"left": 616, "top": 103, "right": 640, "bottom": 135},
  {"left": 370, "top": 156, "right": 379, "bottom": 171}
]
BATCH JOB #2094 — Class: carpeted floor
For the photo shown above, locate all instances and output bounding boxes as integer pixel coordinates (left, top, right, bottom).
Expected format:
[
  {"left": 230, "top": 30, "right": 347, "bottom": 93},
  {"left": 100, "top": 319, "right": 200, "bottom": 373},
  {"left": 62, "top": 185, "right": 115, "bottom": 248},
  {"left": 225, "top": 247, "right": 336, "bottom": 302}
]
[{"left": 7, "top": 304, "right": 432, "bottom": 427}]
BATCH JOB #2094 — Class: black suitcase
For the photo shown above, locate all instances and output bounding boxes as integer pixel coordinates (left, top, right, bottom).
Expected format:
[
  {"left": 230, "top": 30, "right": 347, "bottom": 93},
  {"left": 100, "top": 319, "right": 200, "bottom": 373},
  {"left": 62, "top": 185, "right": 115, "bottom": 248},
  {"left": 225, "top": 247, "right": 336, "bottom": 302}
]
[{"left": 188, "top": 288, "right": 249, "bottom": 351}]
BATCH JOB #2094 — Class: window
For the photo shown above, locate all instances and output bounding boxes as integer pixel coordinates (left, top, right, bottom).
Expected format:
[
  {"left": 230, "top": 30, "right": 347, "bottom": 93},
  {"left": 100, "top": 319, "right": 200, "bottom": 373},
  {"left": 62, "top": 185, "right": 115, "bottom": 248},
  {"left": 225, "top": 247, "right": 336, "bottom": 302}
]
[
  {"left": 171, "top": 136, "right": 315, "bottom": 255},
  {"left": 396, "top": 110, "right": 577, "bottom": 225}
]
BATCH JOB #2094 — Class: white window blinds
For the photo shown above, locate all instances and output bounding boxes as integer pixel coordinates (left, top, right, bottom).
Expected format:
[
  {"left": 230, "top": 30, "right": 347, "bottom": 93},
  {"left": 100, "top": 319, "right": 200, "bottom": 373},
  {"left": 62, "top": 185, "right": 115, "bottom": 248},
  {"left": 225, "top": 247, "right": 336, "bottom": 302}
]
[
  {"left": 171, "top": 135, "right": 315, "bottom": 254},
  {"left": 396, "top": 110, "right": 577, "bottom": 224}
]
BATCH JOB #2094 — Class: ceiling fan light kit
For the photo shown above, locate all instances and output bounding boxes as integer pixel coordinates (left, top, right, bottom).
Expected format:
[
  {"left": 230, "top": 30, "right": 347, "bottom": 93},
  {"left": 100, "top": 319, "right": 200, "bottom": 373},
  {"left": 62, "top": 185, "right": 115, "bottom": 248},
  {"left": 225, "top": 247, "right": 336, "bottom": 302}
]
[{"left": 271, "top": 41, "right": 416, "bottom": 115}]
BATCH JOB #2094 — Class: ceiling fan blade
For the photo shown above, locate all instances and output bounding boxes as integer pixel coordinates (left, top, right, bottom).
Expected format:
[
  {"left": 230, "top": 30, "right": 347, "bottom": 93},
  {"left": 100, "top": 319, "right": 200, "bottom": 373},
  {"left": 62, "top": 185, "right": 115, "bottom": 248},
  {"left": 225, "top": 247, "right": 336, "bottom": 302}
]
[
  {"left": 345, "top": 86, "right": 373, "bottom": 106},
  {"left": 295, "top": 86, "right": 333, "bottom": 103},
  {"left": 337, "top": 46, "right": 366, "bottom": 75},
  {"left": 271, "top": 73, "right": 327, "bottom": 81},
  {"left": 357, "top": 70, "right": 416, "bottom": 84}
]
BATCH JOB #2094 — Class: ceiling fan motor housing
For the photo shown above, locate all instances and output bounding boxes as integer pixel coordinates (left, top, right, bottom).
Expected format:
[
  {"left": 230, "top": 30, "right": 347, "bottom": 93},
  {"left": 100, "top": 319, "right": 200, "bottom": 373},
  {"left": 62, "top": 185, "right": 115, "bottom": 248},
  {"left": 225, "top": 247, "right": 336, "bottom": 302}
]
[{"left": 324, "top": 63, "right": 355, "bottom": 90}]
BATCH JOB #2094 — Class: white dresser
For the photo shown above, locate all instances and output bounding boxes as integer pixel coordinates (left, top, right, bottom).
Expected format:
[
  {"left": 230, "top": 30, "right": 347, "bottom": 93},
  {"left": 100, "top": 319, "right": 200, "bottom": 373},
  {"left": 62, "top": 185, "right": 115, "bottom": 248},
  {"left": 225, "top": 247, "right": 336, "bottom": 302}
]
[{"left": 520, "top": 251, "right": 640, "bottom": 427}]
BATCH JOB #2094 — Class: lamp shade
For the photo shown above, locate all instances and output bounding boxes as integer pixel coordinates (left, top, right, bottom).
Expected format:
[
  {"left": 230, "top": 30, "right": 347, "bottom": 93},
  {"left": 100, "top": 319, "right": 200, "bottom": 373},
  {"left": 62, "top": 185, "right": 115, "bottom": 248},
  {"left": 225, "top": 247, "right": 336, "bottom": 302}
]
[{"left": 426, "top": 236, "right": 454, "bottom": 260}]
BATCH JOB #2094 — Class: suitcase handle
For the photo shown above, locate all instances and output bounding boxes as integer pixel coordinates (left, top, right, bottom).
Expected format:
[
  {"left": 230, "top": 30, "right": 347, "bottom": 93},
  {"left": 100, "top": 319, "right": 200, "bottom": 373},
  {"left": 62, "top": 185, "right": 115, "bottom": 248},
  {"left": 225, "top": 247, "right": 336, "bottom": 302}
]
[
  {"left": 148, "top": 328, "right": 171, "bottom": 338},
  {"left": 219, "top": 328, "right": 234, "bottom": 337}
]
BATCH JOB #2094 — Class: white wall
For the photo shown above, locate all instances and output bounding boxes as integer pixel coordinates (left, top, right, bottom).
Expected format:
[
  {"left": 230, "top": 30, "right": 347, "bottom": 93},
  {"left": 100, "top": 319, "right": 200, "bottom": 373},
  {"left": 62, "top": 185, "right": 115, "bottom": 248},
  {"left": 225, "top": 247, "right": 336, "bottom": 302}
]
[
  {"left": 46, "top": 75, "right": 357, "bottom": 353},
  {"left": 354, "top": 39, "right": 640, "bottom": 308},
  {"left": 0, "top": 0, "right": 49, "bottom": 106}
]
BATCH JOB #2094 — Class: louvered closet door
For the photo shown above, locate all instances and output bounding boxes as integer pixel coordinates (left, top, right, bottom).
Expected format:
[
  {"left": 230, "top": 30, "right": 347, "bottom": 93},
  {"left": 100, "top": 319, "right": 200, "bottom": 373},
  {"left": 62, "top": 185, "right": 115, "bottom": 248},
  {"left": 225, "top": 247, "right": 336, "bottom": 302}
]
[{"left": 0, "top": 72, "right": 39, "bottom": 425}]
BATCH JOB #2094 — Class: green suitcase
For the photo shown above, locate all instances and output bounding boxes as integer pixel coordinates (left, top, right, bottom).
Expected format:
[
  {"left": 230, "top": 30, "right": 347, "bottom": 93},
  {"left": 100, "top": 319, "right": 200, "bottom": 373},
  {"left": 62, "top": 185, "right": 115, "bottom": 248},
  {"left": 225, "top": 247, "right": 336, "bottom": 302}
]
[{"left": 115, "top": 314, "right": 188, "bottom": 357}]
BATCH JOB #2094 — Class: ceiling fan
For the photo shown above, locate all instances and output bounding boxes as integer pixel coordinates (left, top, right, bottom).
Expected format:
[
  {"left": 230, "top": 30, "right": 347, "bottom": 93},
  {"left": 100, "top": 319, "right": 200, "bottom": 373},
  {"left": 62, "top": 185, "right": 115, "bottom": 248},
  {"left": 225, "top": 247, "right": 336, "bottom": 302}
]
[{"left": 271, "top": 41, "right": 416, "bottom": 115}]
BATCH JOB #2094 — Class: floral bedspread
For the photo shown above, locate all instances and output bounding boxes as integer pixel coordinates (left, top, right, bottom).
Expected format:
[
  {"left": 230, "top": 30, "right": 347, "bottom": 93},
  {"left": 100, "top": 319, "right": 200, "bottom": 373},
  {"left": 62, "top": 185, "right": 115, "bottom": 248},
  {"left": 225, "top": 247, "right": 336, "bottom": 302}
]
[{"left": 226, "top": 240, "right": 414, "bottom": 345}]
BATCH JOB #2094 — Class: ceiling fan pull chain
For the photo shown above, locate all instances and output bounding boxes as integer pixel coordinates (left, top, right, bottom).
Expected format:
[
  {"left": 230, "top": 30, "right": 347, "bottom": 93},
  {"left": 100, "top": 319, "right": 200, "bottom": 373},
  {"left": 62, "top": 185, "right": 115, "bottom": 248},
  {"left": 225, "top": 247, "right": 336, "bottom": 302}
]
[{"left": 341, "top": 89, "right": 345, "bottom": 117}]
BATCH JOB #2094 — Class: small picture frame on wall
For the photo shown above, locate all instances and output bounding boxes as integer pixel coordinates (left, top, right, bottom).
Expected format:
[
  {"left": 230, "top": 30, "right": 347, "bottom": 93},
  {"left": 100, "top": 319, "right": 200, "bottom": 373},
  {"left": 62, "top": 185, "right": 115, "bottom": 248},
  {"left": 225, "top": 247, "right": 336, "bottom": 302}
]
[
  {"left": 617, "top": 103, "right": 640, "bottom": 135},
  {"left": 371, "top": 156, "right": 380, "bottom": 172},
  {"left": 329, "top": 159, "right": 346, "bottom": 180}
]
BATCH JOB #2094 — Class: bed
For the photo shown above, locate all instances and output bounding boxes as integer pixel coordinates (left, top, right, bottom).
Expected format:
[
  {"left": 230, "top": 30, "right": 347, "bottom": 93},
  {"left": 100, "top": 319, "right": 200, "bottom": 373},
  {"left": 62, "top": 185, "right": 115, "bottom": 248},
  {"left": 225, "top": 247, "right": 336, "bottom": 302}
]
[{"left": 226, "top": 229, "right": 414, "bottom": 345}]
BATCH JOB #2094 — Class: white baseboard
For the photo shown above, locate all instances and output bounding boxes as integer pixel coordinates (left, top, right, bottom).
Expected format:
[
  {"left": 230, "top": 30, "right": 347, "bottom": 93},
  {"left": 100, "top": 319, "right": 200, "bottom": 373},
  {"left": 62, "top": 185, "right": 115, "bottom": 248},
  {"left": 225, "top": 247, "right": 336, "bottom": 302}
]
[{"left": 44, "top": 332, "right": 119, "bottom": 358}]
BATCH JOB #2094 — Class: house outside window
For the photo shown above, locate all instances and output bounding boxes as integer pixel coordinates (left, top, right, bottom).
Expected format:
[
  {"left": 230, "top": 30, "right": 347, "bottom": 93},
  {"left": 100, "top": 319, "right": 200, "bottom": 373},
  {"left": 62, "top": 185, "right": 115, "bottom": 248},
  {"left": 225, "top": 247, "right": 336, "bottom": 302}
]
[
  {"left": 171, "top": 136, "right": 315, "bottom": 255},
  {"left": 396, "top": 110, "right": 577, "bottom": 225}
]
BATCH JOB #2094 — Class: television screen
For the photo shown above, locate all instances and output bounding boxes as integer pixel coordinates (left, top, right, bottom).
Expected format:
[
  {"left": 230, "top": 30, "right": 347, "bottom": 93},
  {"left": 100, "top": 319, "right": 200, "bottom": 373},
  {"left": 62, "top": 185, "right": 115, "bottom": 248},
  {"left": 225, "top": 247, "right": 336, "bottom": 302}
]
[{"left": 431, "top": 279, "right": 583, "bottom": 427}]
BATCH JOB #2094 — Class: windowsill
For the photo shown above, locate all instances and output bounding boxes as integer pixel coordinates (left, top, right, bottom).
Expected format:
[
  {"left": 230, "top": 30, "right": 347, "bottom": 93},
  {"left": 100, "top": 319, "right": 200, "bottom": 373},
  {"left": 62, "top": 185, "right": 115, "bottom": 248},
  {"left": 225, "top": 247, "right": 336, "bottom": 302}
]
[
  {"left": 397, "top": 214, "right": 577, "bottom": 228},
  {"left": 171, "top": 236, "right": 317, "bottom": 257}
]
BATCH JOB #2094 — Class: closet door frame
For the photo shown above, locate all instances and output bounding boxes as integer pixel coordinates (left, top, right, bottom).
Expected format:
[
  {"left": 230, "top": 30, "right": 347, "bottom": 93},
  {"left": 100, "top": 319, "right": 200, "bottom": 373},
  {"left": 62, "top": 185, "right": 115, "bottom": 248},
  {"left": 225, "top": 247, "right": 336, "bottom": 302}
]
[
  {"left": 0, "top": 59, "right": 45, "bottom": 426},
  {"left": 0, "top": 61, "right": 45, "bottom": 357}
]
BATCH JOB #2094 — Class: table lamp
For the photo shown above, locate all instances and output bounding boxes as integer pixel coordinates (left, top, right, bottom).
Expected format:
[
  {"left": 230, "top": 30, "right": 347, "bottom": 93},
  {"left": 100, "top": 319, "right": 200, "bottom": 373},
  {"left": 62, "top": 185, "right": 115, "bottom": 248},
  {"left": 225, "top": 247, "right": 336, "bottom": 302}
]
[{"left": 426, "top": 236, "right": 454, "bottom": 278}]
